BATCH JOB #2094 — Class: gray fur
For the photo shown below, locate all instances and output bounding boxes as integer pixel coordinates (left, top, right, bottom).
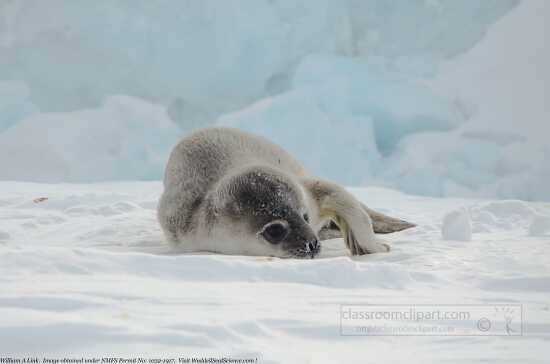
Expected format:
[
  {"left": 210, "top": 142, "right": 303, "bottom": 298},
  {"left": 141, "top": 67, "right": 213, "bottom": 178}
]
[{"left": 158, "top": 127, "right": 415, "bottom": 258}]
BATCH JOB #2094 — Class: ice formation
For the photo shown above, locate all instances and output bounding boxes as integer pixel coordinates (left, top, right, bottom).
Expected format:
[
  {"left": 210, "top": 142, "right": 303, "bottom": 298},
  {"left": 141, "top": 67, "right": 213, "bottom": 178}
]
[
  {"left": 0, "top": 80, "right": 37, "bottom": 132},
  {"left": 3, "top": 0, "right": 548, "bottom": 202},
  {"left": 0, "top": 0, "right": 517, "bottom": 118},
  {"left": 0, "top": 95, "right": 181, "bottom": 182}
]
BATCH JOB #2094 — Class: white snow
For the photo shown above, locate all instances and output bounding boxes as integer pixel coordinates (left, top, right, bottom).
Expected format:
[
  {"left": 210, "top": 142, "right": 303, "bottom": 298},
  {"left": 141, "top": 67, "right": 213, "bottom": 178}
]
[
  {"left": 1, "top": 181, "right": 549, "bottom": 362},
  {"left": 442, "top": 208, "right": 472, "bottom": 241},
  {"left": 529, "top": 215, "right": 550, "bottom": 237}
]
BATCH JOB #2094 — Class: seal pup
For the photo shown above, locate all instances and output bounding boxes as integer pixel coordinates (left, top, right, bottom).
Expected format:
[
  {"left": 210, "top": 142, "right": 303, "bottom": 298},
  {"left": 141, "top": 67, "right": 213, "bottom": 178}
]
[{"left": 158, "top": 127, "right": 414, "bottom": 258}]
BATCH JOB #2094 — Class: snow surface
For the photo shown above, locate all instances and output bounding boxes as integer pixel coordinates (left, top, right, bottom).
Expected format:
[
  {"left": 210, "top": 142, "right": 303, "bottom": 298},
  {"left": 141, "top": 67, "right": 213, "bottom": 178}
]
[
  {"left": 442, "top": 208, "right": 472, "bottom": 242},
  {"left": 1, "top": 181, "right": 549, "bottom": 362}
]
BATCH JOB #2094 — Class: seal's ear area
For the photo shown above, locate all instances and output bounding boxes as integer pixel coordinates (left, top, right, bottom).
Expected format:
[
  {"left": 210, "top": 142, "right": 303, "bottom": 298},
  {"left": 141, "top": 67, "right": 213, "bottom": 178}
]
[
  {"left": 302, "top": 179, "right": 389, "bottom": 255},
  {"left": 361, "top": 203, "right": 416, "bottom": 234}
]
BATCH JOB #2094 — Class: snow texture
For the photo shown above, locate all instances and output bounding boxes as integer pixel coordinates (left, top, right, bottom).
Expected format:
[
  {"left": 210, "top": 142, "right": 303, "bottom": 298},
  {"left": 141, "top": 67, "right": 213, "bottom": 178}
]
[
  {"left": 4, "top": 0, "right": 550, "bottom": 203},
  {"left": 529, "top": 215, "right": 550, "bottom": 237},
  {"left": 442, "top": 208, "right": 472, "bottom": 241},
  {"left": 1, "top": 182, "right": 549, "bottom": 362}
]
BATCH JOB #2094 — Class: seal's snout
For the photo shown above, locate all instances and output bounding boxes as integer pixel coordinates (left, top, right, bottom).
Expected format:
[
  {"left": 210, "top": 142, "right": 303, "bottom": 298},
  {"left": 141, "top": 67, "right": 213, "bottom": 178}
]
[
  {"left": 307, "top": 239, "right": 319, "bottom": 253},
  {"left": 305, "top": 238, "right": 320, "bottom": 259}
]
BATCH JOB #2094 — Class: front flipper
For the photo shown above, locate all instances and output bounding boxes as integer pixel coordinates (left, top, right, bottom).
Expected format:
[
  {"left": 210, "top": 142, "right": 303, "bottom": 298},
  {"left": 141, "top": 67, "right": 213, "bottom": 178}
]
[{"left": 303, "top": 179, "right": 389, "bottom": 255}]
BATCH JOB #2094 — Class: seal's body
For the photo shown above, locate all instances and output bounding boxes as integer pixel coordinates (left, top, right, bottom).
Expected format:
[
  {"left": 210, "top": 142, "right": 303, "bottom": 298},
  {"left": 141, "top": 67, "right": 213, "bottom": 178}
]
[{"left": 158, "top": 127, "right": 414, "bottom": 258}]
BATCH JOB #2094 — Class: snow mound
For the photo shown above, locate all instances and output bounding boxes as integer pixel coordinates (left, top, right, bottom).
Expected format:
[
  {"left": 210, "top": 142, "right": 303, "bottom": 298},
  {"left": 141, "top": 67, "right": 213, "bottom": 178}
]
[
  {"left": 442, "top": 208, "right": 472, "bottom": 241},
  {"left": 0, "top": 96, "right": 181, "bottom": 182},
  {"left": 383, "top": 129, "right": 550, "bottom": 201}
]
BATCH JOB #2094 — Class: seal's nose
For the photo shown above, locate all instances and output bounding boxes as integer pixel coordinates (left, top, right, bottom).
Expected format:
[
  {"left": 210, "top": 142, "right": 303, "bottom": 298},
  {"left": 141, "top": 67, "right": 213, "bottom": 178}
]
[{"left": 306, "top": 238, "right": 320, "bottom": 258}]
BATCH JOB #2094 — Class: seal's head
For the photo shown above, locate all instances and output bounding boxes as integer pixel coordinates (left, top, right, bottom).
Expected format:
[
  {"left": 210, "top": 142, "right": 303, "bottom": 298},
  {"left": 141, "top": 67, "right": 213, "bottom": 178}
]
[{"left": 210, "top": 166, "right": 320, "bottom": 258}]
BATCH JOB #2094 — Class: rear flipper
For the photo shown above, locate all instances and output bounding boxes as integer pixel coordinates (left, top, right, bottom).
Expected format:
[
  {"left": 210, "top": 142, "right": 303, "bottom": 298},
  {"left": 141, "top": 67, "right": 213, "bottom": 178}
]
[
  {"left": 318, "top": 204, "right": 415, "bottom": 240},
  {"left": 361, "top": 203, "right": 415, "bottom": 234},
  {"left": 304, "top": 179, "right": 415, "bottom": 255}
]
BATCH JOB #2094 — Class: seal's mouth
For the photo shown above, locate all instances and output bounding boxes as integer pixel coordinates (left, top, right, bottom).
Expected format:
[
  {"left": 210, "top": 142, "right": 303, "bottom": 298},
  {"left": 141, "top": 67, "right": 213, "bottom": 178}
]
[{"left": 287, "top": 245, "right": 321, "bottom": 259}]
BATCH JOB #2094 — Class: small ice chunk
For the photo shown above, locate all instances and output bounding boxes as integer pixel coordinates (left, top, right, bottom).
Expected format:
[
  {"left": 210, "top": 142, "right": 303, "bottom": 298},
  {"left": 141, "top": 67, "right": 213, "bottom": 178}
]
[
  {"left": 529, "top": 215, "right": 550, "bottom": 236},
  {"left": 442, "top": 208, "right": 472, "bottom": 241}
]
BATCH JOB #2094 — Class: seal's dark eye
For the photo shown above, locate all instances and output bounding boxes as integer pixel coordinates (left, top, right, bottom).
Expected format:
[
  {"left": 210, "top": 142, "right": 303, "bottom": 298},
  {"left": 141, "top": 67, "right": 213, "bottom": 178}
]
[
  {"left": 303, "top": 213, "right": 309, "bottom": 223},
  {"left": 261, "top": 221, "right": 289, "bottom": 244}
]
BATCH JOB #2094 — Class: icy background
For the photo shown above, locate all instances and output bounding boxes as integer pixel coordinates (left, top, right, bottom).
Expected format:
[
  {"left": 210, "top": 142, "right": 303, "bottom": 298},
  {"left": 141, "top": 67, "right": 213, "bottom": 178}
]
[{"left": 1, "top": 0, "right": 549, "bottom": 201}]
